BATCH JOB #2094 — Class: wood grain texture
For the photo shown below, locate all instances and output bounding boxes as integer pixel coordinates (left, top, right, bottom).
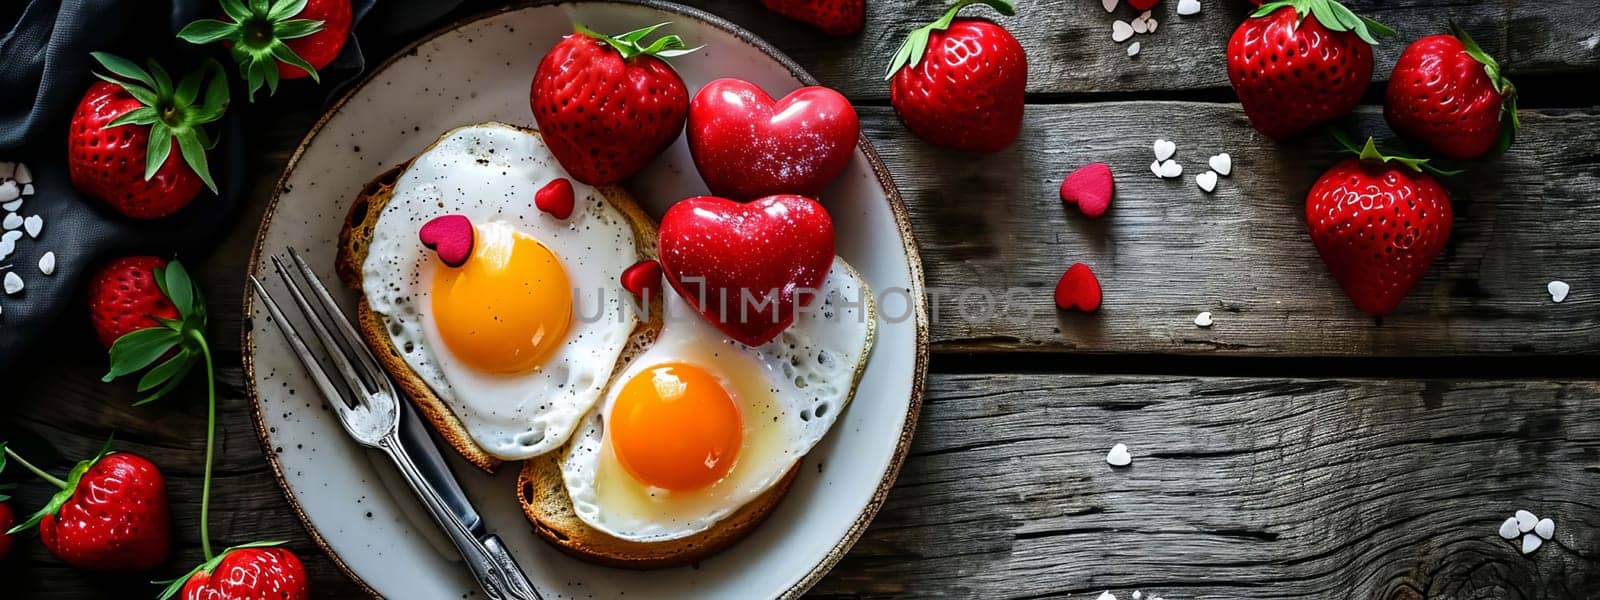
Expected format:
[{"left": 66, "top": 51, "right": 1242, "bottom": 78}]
[
  {"left": 814, "top": 373, "right": 1600, "bottom": 598},
  {"left": 686, "top": 0, "right": 1600, "bottom": 98},
  {"left": 864, "top": 103, "right": 1600, "bottom": 355}
]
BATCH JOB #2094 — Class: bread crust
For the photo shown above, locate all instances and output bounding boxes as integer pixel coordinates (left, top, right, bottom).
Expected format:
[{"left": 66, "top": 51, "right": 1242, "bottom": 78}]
[{"left": 334, "top": 123, "right": 657, "bottom": 472}]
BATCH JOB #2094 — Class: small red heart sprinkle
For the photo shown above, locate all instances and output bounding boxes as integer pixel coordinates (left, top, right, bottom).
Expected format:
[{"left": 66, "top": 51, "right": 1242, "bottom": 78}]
[
  {"left": 1059, "top": 163, "right": 1114, "bottom": 218},
  {"left": 535, "top": 178, "right": 575, "bottom": 219},
  {"left": 1054, "top": 263, "right": 1102, "bottom": 312},
  {"left": 418, "top": 214, "right": 474, "bottom": 267},
  {"left": 621, "top": 259, "right": 663, "bottom": 300}
]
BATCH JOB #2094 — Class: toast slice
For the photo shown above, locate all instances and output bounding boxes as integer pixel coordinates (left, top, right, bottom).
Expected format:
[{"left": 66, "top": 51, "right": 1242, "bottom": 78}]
[
  {"left": 517, "top": 259, "right": 878, "bottom": 568},
  {"left": 335, "top": 123, "right": 659, "bottom": 472}
]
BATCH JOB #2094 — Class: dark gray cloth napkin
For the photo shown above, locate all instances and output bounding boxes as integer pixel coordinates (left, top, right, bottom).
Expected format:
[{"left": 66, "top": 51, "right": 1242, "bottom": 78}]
[{"left": 0, "top": 0, "right": 465, "bottom": 371}]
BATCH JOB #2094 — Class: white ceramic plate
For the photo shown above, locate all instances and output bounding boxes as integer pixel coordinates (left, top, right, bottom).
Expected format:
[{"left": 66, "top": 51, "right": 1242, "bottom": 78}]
[{"left": 243, "top": 2, "right": 927, "bottom": 598}]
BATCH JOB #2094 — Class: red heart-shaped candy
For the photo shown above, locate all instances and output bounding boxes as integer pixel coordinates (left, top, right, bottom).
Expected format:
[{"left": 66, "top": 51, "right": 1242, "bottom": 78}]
[
  {"left": 658, "top": 195, "right": 835, "bottom": 346},
  {"left": 1055, "top": 263, "right": 1102, "bottom": 312},
  {"left": 620, "top": 259, "right": 664, "bottom": 301},
  {"left": 1059, "top": 163, "right": 1114, "bottom": 218},
  {"left": 418, "top": 214, "right": 474, "bottom": 267},
  {"left": 535, "top": 178, "right": 575, "bottom": 219},
  {"left": 687, "top": 78, "right": 859, "bottom": 200}
]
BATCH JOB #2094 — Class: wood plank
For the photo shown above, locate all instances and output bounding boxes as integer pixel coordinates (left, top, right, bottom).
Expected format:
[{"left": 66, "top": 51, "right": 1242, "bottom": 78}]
[
  {"left": 814, "top": 373, "right": 1600, "bottom": 598},
  {"left": 688, "top": 0, "right": 1600, "bottom": 99},
  {"left": 863, "top": 103, "right": 1600, "bottom": 355}
]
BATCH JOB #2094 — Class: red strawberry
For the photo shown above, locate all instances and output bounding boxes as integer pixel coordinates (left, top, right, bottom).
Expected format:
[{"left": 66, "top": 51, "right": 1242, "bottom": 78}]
[
  {"left": 1054, "top": 263, "right": 1102, "bottom": 312},
  {"left": 887, "top": 0, "right": 1026, "bottom": 152},
  {"left": 1306, "top": 136, "right": 1453, "bottom": 316},
  {"left": 1226, "top": 0, "right": 1392, "bottom": 139},
  {"left": 1386, "top": 24, "right": 1518, "bottom": 160},
  {"left": 6, "top": 446, "right": 171, "bottom": 573},
  {"left": 0, "top": 501, "right": 13, "bottom": 561},
  {"left": 531, "top": 24, "right": 695, "bottom": 185},
  {"left": 760, "top": 0, "right": 864, "bottom": 36},
  {"left": 178, "top": 0, "right": 353, "bottom": 99},
  {"left": 88, "top": 256, "right": 180, "bottom": 349},
  {"left": 167, "top": 544, "right": 309, "bottom": 600},
  {"left": 69, "top": 55, "right": 228, "bottom": 219},
  {"left": 1127, "top": 0, "right": 1160, "bottom": 9}
]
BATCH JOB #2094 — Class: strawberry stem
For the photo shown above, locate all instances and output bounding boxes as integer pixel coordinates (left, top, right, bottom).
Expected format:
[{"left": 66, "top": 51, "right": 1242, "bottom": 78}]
[
  {"left": 191, "top": 328, "right": 217, "bottom": 561},
  {"left": 575, "top": 22, "right": 702, "bottom": 61},
  {"left": 1253, "top": 0, "right": 1393, "bottom": 46},
  {"left": 1, "top": 447, "right": 66, "bottom": 489}
]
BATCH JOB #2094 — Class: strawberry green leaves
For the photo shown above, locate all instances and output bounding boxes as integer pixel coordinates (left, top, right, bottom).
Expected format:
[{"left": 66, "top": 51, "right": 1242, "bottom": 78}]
[
  {"left": 155, "top": 540, "right": 286, "bottom": 600},
  {"left": 575, "top": 22, "right": 703, "bottom": 61},
  {"left": 103, "top": 260, "right": 210, "bottom": 406},
  {"left": 0, "top": 442, "right": 13, "bottom": 503},
  {"left": 1332, "top": 130, "right": 1461, "bottom": 177},
  {"left": 178, "top": 0, "right": 326, "bottom": 101},
  {"left": 886, "top": 0, "right": 1016, "bottom": 80},
  {"left": 4, "top": 440, "right": 112, "bottom": 535},
  {"left": 1253, "top": 0, "right": 1394, "bottom": 46},
  {"left": 1450, "top": 21, "right": 1519, "bottom": 154},
  {"left": 90, "top": 53, "right": 229, "bottom": 193}
]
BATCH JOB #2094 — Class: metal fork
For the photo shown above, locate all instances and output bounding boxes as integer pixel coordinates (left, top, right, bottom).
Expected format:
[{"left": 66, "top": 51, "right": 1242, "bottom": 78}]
[{"left": 251, "top": 248, "right": 541, "bottom": 600}]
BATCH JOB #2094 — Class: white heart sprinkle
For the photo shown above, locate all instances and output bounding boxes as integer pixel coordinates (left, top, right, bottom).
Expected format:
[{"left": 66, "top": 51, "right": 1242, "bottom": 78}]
[
  {"left": 1177, "top": 0, "right": 1202, "bottom": 16},
  {"left": 23, "top": 215, "right": 41, "bottom": 238},
  {"left": 1151, "top": 160, "right": 1165, "bottom": 178},
  {"left": 1147, "top": 19, "right": 1157, "bottom": 32},
  {"left": 1, "top": 199, "right": 20, "bottom": 212},
  {"left": 1127, "top": 41, "right": 1141, "bottom": 56},
  {"left": 0, "top": 181, "right": 17, "bottom": 202},
  {"left": 1132, "top": 592, "right": 1142, "bottom": 600},
  {"left": 1548, "top": 280, "right": 1569, "bottom": 303},
  {"left": 1106, "top": 443, "right": 1132, "bottom": 467},
  {"left": 1096, "top": 593, "right": 1117, "bottom": 600},
  {"left": 1132, "top": 18, "right": 1149, "bottom": 34},
  {"left": 38, "top": 251, "right": 55, "bottom": 276},
  {"left": 1197, "top": 170, "right": 1218, "bottom": 193},
  {"left": 1112, "top": 20, "right": 1134, "bottom": 42},
  {"left": 21, "top": 184, "right": 33, "bottom": 196},
  {"left": 1521, "top": 533, "right": 1543, "bottom": 554},
  {"left": 0, "top": 238, "right": 13, "bottom": 261},
  {"left": 3, "top": 212, "right": 20, "bottom": 230},
  {"left": 1139, "top": 10, "right": 1152, "bottom": 20},
  {"left": 1159, "top": 160, "right": 1183, "bottom": 178},
  {"left": 1195, "top": 311, "right": 1213, "bottom": 327},
  {"left": 1, "top": 230, "right": 17, "bottom": 242},
  {"left": 4, "top": 271, "right": 22, "bottom": 295},
  {"left": 1535, "top": 518, "right": 1555, "bottom": 540},
  {"left": 1153, "top": 139, "right": 1176, "bottom": 161},
  {"left": 1209, "top": 153, "right": 1232, "bottom": 176},
  {"left": 1498, "top": 517, "right": 1521, "bottom": 540},
  {"left": 1516, "top": 510, "right": 1538, "bottom": 532},
  {"left": 1102, "top": 0, "right": 1117, "bottom": 12},
  {"left": 14, "top": 163, "right": 31, "bottom": 185},
  {"left": 0, "top": 161, "right": 14, "bottom": 179}
]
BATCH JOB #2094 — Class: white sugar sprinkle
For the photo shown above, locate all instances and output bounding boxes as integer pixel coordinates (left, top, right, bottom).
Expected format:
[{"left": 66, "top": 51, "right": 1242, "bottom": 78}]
[
  {"left": 1139, "top": 9, "right": 1152, "bottom": 20},
  {"left": 1147, "top": 19, "right": 1157, "bottom": 32},
  {"left": 1195, "top": 311, "right": 1214, "bottom": 327},
  {"left": 1548, "top": 280, "right": 1569, "bottom": 303},
  {"left": 1535, "top": 518, "right": 1555, "bottom": 540},
  {"left": 20, "top": 184, "right": 32, "bottom": 196},
  {"left": 1, "top": 199, "right": 19, "bottom": 212},
  {"left": 1177, "top": 0, "right": 1202, "bottom": 16},
  {"left": 1132, "top": 592, "right": 1142, "bottom": 600},
  {"left": 1112, "top": 20, "right": 1134, "bottom": 42},
  {"left": 0, "top": 230, "right": 17, "bottom": 242},
  {"left": 1153, "top": 139, "right": 1176, "bottom": 161},
  {"left": 1498, "top": 517, "right": 1521, "bottom": 540},
  {"left": 1515, "top": 510, "right": 1538, "bottom": 532},
  {"left": 1127, "top": 41, "right": 1141, "bottom": 56},
  {"left": 0, "top": 239, "right": 13, "bottom": 261},
  {"left": 38, "top": 251, "right": 55, "bottom": 276},
  {"left": 1522, "top": 533, "right": 1543, "bottom": 554},
  {"left": 1097, "top": 592, "right": 1117, "bottom": 600},
  {"left": 2, "top": 212, "right": 20, "bottom": 230},
  {"left": 1106, "top": 443, "right": 1132, "bottom": 467},
  {"left": 23, "top": 214, "right": 41, "bottom": 238},
  {"left": 1102, "top": 0, "right": 1118, "bottom": 12},
  {"left": 1132, "top": 17, "right": 1149, "bottom": 34},
  {"left": 1210, "top": 153, "right": 1232, "bottom": 176},
  {"left": 1197, "top": 170, "right": 1218, "bottom": 193},
  {"left": 3, "top": 271, "right": 22, "bottom": 295},
  {"left": 0, "top": 181, "right": 17, "bottom": 202}
]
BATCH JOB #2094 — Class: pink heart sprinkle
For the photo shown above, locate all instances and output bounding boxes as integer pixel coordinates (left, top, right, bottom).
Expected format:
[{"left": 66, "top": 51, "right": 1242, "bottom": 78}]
[
  {"left": 1059, "top": 163, "right": 1114, "bottom": 218},
  {"left": 419, "top": 214, "right": 474, "bottom": 267}
]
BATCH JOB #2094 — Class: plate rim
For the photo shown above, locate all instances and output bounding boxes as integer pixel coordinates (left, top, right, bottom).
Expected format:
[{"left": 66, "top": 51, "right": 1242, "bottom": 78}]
[{"left": 240, "top": 1, "right": 930, "bottom": 597}]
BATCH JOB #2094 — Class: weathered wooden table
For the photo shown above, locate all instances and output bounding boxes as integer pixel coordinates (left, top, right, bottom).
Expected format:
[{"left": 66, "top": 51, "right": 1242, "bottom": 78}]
[{"left": 5, "top": 0, "right": 1599, "bottom": 597}]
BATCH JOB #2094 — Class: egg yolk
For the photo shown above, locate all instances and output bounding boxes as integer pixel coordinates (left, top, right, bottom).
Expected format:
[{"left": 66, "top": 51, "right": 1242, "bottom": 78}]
[
  {"left": 431, "top": 222, "right": 572, "bottom": 373},
  {"left": 610, "top": 363, "right": 743, "bottom": 491}
]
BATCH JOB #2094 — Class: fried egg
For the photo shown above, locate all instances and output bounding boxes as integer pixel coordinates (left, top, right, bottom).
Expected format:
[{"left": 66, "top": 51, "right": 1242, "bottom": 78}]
[
  {"left": 361, "top": 123, "right": 643, "bottom": 460},
  {"left": 561, "top": 258, "right": 875, "bottom": 542}
]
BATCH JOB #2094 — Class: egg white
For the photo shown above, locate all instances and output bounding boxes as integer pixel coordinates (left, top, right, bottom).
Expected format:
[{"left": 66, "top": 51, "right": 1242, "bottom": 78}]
[
  {"left": 361, "top": 123, "right": 642, "bottom": 460},
  {"left": 561, "top": 258, "right": 876, "bottom": 542}
]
